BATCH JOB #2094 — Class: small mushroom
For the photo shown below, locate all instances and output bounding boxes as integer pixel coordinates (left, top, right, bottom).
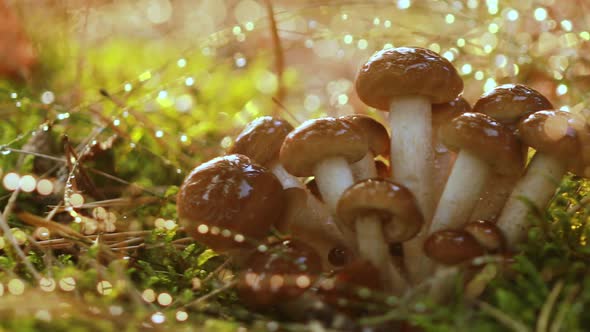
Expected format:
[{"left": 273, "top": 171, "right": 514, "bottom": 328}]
[
  {"left": 356, "top": 46, "right": 463, "bottom": 223},
  {"left": 423, "top": 230, "right": 485, "bottom": 302},
  {"left": 497, "top": 110, "right": 590, "bottom": 249},
  {"left": 424, "top": 230, "right": 485, "bottom": 265},
  {"left": 340, "top": 114, "right": 390, "bottom": 181},
  {"left": 280, "top": 117, "right": 368, "bottom": 213},
  {"left": 277, "top": 187, "right": 355, "bottom": 270},
  {"left": 237, "top": 239, "right": 322, "bottom": 309},
  {"left": 463, "top": 220, "right": 505, "bottom": 252},
  {"left": 470, "top": 84, "right": 553, "bottom": 221},
  {"left": 337, "top": 179, "right": 423, "bottom": 294},
  {"left": 375, "top": 159, "right": 391, "bottom": 178},
  {"left": 318, "top": 260, "right": 383, "bottom": 314},
  {"left": 229, "top": 116, "right": 303, "bottom": 189},
  {"left": 176, "top": 154, "right": 285, "bottom": 258}
]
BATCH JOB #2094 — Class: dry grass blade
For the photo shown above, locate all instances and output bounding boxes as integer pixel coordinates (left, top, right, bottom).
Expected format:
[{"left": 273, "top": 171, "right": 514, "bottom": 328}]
[{"left": 536, "top": 280, "right": 564, "bottom": 332}]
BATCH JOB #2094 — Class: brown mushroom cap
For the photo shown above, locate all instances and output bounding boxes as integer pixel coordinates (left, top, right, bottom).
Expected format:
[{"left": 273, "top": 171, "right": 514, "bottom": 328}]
[
  {"left": 337, "top": 179, "right": 423, "bottom": 242},
  {"left": 440, "top": 112, "right": 524, "bottom": 175},
  {"left": 424, "top": 230, "right": 485, "bottom": 265},
  {"left": 280, "top": 117, "right": 368, "bottom": 177},
  {"left": 473, "top": 84, "right": 553, "bottom": 126},
  {"left": 519, "top": 110, "right": 586, "bottom": 159},
  {"left": 177, "top": 154, "right": 285, "bottom": 253},
  {"left": 463, "top": 220, "right": 505, "bottom": 252},
  {"left": 355, "top": 47, "right": 463, "bottom": 110},
  {"left": 228, "top": 116, "right": 293, "bottom": 167},
  {"left": 318, "top": 260, "right": 383, "bottom": 309},
  {"left": 432, "top": 97, "right": 472, "bottom": 128},
  {"left": 340, "top": 114, "right": 390, "bottom": 157},
  {"left": 237, "top": 239, "right": 322, "bottom": 309}
]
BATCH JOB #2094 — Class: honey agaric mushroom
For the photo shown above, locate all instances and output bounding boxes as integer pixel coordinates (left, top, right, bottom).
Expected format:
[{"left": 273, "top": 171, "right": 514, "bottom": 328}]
[
  {"left": 497, "top": 110, "right": 590, "bottom": 249},
  {"left": 470, "top": 84, "right": 553, "bottom": 221},
  {"left": 424, "top": 230, "right": 485, "bottom": 266},
  {"left": 237, "top": 239, "right": 322, "bottom": 309},
  {"left": 276, "top": 187, "right": 354, "bottom": 270},
  {"left": 318, "top": 260, "right": 383, "bottom": 313},
  {"left": 463, "top": 220, "right": 505, "bottom": 252},
  {"left": 229, "top": 116, "right": 303, "bottom": 189},
  {"left": 177, "top": 154, "right": 285, "bottom": 258},
  {"left": 340, "top": 114, "right": 390, "bottom": 181},
  {"left": 356, "top": 46, "right": 463, "bottom": 222},
  {"left": 280, "top": 117, "right": 368, "bottom": 213},
  {"left": 431, "top": 113, "right": 523, "bottom": 233},
  {"left": 424, "top": 230, "right": 486, "bottom": 301},
  {"left": 337, "top": 179, "right": 423, "bottom": 294},
  {"left": 431, "top": 97, "right": 471, "bottom": 203}
]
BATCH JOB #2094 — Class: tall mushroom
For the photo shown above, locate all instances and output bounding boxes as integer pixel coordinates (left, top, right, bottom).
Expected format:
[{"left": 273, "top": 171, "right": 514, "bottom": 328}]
[
  {"left": 339, "top": 114, "right": 390, "bottom": 181},
  {"left": 497, "top": 110, "right": 590, "bottom": 249},
  {"left": 355, "top": 47, "right": 463, "bottom": 284},
  {"left": 229, "top": 116, "right": 303, "bottom": 189},
  {"left": 280, "top": 117, "right": 368, "bottom": 214},
  {"left": 355, "top": 46, "right": 463, "bottom": 221},
  {"left": 177, "top": 154, "right": 285, "bottom": 260},
  {"left": 337, "top": 179, "right": 423, "bottom": 294},
  {"left": 470, "top": 84, "right": 553, "bottom": 221}
]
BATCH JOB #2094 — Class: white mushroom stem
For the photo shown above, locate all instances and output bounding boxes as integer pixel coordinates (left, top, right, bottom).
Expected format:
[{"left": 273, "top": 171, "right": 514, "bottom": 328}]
[
  {"left": 496, "top": 153, "right": 566, "bottom": 250},
  {"left": 351, "top": 152, "right": 378, "bottom": 181},
  {"left": 389, "top": 95, "right": 434, "bottom": 220},
  {"left": 405, "top": 150, "right": 490, "bottom": 284},
  {"left": 313, "top": 157, "right": 355, "bottom": 213},
  {"left": 355, "top": 215, "right": 407, "bottom": 294},
  {"left": 470, "top": 172, "right": 521, "bottom": 222},
  {"left": 432, "top": 145, "right": 457, "bottom": 206},
  {"left": 430, "top": 150, "right": 491, "bottom": 232},
  {"left": 270, "top": 162, "right": 305, "bottom": 189}
]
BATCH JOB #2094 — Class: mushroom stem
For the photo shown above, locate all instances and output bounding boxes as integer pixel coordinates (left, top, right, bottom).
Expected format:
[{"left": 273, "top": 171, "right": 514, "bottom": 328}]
[
  {"left": 313, "top": 157, "right": 355, "bottom": 213},
  {"left": 270, "top": 162, "right": 304, "bottom": 189},
  {"left": 496, "top": 153, "right": 566, "bottom": 250},
  {"left": 470, "top": 172, "right": 521, "bottom": 222},
  {"left": 389, "top": 95, "right": 434, "bottom": 220},
  {"left": 405, "top": 150, "right": 490, "bottom": 284},
  {"left": 433, "top": 146, "right": 457, "bottom": 206},
  {"left": 351, "top": 152, "right": 378, "bottom": 181},
  {"left": 355, "top": 215, "right": 407, "bottom": 294},
  {"left": 431, "top": 150, "right": 491, "bottom": 232}
]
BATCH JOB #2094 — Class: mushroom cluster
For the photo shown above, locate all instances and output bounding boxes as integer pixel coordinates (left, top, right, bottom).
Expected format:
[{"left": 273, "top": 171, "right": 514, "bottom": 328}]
[{"left": 176, "top": 46, "right": 590, "bottom": 314}]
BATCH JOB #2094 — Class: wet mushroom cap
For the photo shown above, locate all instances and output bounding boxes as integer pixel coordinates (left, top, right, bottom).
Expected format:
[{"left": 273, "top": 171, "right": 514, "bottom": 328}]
[
  {"left": 473, "top": 84, "right": 553, "bottom": 126},
  {"left": 518, "top": 110, "right": 586, "bottom": 159},
  {"left": 424, "top": 230, "right": 485, "bottom": 265},
  {"left": 177, "top": 154, "right": 285, "bottom": 253},
  {"left": 337, "top": 179, "right": 423, "bottom": 242},
  {"left": 228, "top": 116, "right": 294, "bottom": 166},
  {"left": 280, "top": 117, "right": 368, "bottom": 177},
  {"left": 355, "top": 47, "right": 463, "bottom": 110},
  {"left": 432, "top": 97, "right": 472, "bottom": 129},
  {"left": 237, "top": 239, "right": 322, "bottom": 308},
  {"left": 319, "top": 259, "right": 383, "bottom": 307},
  {"left": 463, "top": 220, "right": 505, "bottom": 252},
  {"left": 340, "top": 114, "right": 390, "bottom": 157},
  {"left": 441, "top": 112, "right": 524, "bottom": 175}
]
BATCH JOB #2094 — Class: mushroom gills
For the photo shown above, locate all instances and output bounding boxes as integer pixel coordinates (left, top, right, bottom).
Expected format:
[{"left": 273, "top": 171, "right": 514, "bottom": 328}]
[
  {"left": 354, "top": 214, "right": 407, "bottom": 294},
  {"left": 496, "top": 153, "right": 566, "bottom": 250}
]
